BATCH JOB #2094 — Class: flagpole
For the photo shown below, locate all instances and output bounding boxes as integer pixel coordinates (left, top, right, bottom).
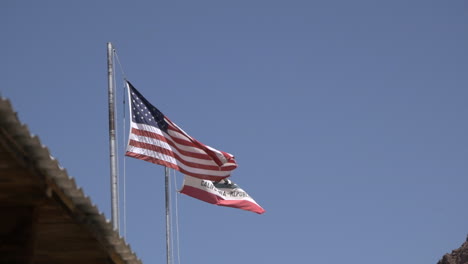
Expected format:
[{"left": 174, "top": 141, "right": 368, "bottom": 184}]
[
  {"left": 107, "top": 42, "right": 119, "bottom": 231},
  {"left": 165, "top": 167, "right": 171, "bottom": 264}
]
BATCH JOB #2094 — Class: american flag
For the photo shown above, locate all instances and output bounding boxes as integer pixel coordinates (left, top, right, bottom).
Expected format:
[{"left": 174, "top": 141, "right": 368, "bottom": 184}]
[{"left": 125, "top": 81, "right": 238, "bottom": 181}]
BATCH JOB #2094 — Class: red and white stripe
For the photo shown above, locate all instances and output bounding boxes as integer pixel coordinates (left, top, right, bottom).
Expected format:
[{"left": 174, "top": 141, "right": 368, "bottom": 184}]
[{"left": 126, "top": 117, "right": 238, "bottom": 181}]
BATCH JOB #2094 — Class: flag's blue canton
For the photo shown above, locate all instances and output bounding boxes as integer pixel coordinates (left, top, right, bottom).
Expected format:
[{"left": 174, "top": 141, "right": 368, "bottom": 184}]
[{"left": 129, "top": 85, "right": 169, "bottom": 133}]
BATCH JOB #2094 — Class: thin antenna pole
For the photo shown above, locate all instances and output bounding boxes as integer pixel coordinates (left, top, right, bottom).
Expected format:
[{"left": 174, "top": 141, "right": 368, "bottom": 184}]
[
  {"left": 107, "top": 42, "right": 119, "bottom": 231},
  {"left": 165, "top": 167, "right": 171, "bottom": 264}
]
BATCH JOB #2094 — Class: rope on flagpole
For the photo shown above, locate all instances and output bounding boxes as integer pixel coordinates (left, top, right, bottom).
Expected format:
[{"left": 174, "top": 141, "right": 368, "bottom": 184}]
[
  {"left": 169, "top": 169, "right": 174, "bottom": 264},
  {"left": 173, "top": 170, "right": 182, "bottom": 264},
  {"left": 122, "top": 79, "right": 128, "bottom": 238},
  {"left": 114, "top": 49, "right": 128, "bottom": 81},
  {"left": 114, "top": 49, "right": 128, "bottom": 237},
  {"left": 111, "top": 50, "right": 121, "bottom": 234}
]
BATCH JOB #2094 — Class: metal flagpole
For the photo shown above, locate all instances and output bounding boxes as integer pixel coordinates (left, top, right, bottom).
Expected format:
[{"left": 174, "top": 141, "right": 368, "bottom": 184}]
[
  {"left": 107, "top": 42, "right": 119, "bottom": 231},
  {"left": 165, "top": 167, "right": 171, "bottom": 264}
]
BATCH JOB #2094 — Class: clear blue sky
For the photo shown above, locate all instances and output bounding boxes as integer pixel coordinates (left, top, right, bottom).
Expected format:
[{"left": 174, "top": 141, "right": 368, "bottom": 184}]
[{"left": 2, "top": 1, "right": 467, "bottom": 263}]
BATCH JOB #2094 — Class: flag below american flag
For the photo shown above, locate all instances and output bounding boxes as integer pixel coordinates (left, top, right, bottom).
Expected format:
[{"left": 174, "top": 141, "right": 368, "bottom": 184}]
[
  {"left": 180, "top": 175, "right": 265, "bottom": 214},
  {"left": 125, "top": 81, "right": 238, "bottom": 181}
]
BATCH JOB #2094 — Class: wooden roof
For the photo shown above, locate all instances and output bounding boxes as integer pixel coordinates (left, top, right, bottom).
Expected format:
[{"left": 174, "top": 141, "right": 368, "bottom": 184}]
[{"left": 0, "top": 98, "right": 142, "bottom": 264}]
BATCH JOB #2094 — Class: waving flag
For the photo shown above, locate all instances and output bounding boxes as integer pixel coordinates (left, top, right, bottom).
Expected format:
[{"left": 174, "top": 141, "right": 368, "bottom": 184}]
[
  {"left": 180, "top": 175, "right": 265, "bottom": 214},
  {"left": 125, "top": 81, "right": 238, "bottom": 181}
]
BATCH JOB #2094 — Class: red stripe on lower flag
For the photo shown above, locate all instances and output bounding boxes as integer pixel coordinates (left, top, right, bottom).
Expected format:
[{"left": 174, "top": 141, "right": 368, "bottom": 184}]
[{"left": 179, "top": 185, "right": 220, "bottom": 204}]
